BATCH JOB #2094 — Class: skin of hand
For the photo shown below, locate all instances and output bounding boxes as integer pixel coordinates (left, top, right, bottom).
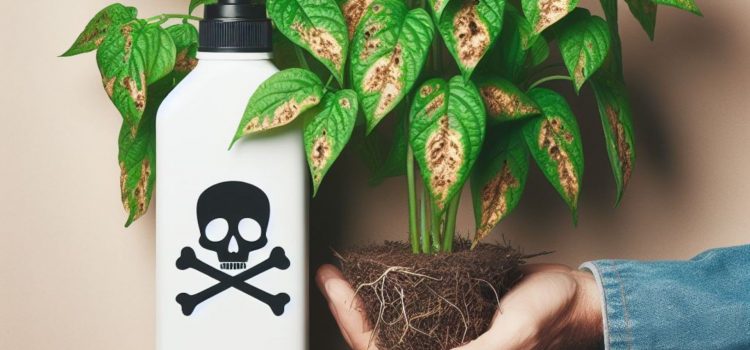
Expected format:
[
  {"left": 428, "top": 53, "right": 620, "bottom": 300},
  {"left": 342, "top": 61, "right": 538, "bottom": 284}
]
[{"left": 316, "top": 263, "right": 604, "bottom": 350}]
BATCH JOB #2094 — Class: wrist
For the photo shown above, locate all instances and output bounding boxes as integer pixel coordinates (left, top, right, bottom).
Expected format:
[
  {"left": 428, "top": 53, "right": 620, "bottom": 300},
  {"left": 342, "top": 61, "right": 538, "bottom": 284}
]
[{"left": 569, "top": 270, "right": 604, "bottom": 348}]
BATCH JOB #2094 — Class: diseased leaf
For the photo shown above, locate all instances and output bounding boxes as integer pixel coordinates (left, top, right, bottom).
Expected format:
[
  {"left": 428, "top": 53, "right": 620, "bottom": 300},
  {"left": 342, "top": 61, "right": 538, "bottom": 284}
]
[
  {"left": 625, "top": 0, "right": 657, "bottom": 40},
  {"left": 409, "top": 77, "right": 486, "bottom": 210},
  {"left": 61, "top": 4, "right": 138, "bottom": 57},
  {"left": 557, "top": 11, "right": 610, "bottom": 93},
  {"left": 439, "top": 0, "right": 505, "bottom": 78},
  {"left": 189, "top": 0, "right": 218, "bottom": 14},
  {"left": 351, "top": 0, "right": 434, "bottom": 133},
  {"left": 523, "top": 88, "right": 583, "bottom": 219},
  {"left": 268, "top": 0, "right": 349, "bottom": 83},
  {"left": 338, "top": 0, "right": 374, "bottom": 38},
  {"left": 232, "top": 68, "right": 324, "bottom": 144},
  {"left": 470, "top": 127, "right": 528, "bottom": 246},
  {"left": 118, "top": 76, "right": 174, "bottom": 227},
  {"left": 591, "top": 76, "right": 635, "bottom": 205},
  {"left": 521, "top": 0, "right": 580, "bottom": 34},
  {"left": 476, "top": 77, "right": 540, "bottom": 122},
  {"left": 166, "top": 23, "right": 199, "bottom": 83},
  {"left": 97, "top": 21, "right": 176, "bottom": 130},
  {"left": 304, "top": 90, "right": 359, "bottom": 195},
  {"left": 429, "top": 0, "right": 449, "bottom": 20},
  {"left": 369, "top": 112, "right": 409, "bottom": 185},
  {"left": 653, "top": 0, "right": 702, "bottom": 16}
]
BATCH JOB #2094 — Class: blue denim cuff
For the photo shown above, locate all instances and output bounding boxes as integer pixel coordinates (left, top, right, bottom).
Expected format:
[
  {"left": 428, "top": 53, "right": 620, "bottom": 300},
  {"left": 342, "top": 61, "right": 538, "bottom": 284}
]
[{"left": 581, "top": 261, "right": 629, "bottom": 350}]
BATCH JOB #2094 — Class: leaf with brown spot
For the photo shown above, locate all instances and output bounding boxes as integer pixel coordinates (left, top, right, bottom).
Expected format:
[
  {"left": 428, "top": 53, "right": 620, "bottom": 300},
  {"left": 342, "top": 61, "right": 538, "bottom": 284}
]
[
  {"left": 409, "top": 77, "right": 486, "bottom": 210},
  {"left": 232, "top": 68, "right": 324, "bottom": 145},
  {"left": 523, "top": 88, "right": 583, "bottom": 221},
  {"left": 591, "top": 76, "right": 636, "bottom": 205},
  {"left": 303, "top": 90, "right": 359, "bottom": 195},
  {"left": 61, "top": 4, "right": 138, "bottom": 57},
  {"left": 268, "top": 0, "right": 349, "bottom": 83},
  {"left": 439, "top": 0, "right": 505, "bottom": 79},
  {"left": 476, "top": 77, "right": 540, "bottom": 122},
  {"left": 97, "top": 21, "right": 176, "bottom": 128},
  {"left": 470, "top": 126, "right": 528, "bottom": 246},
  {"left": 557, "top": 10, "right": 610, "bottom": 93},
  {"left": 165, "top": 23, "right": 199, "bottom": 82},
  {"left": 625, "top": 0, "right": 657, "bottom": 40},
  {"left": 338, "top": 0, "right": 375, "bottom": 38},
  {"left": 521, "top": 0, "right": 579, "bottom": 35},
  {"left": 653, "top": 0, "right": 702, "bottom": 16},
  {"left": 351, "top": 0, "right": 434, "bottom": 133}
]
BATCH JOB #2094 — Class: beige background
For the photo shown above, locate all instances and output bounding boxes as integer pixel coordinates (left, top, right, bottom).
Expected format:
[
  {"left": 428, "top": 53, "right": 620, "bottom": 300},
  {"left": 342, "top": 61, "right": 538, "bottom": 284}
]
[{"left": 1, "top": 0, "right": 747, "bottom": 349}]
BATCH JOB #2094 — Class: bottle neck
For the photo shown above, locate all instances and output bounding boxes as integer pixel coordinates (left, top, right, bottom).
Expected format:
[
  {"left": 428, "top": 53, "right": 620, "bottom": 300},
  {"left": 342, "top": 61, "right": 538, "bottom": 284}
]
[{"left": 197, "top": 51, "right": 273, "bottom": 61}]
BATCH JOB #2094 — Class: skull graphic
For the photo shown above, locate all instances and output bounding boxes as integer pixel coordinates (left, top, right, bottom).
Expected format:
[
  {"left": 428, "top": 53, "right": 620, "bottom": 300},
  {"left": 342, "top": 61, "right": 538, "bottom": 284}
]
[{"left": 196, "top": 181, "right": 270, "bottom": 269}]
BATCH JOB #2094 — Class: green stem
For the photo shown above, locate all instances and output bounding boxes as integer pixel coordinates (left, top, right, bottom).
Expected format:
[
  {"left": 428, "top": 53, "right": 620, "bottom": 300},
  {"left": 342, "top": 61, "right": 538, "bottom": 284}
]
[
  {"left": 295, "top": 47, "right": 310, "bottom": 70},
  {"left": 442, "top": 193, "right": 460, "bottom": 252},
  {"left": 322, "top": 75, "right": 335, "bottom": 94},
  {"left": 406, "top": 132, "right": 419, "bottom": 254},
  {"left": 527, "top": 75, "right": 573, "bottom": 91},
  {"left": 146, "top": 14, "right": 202, "bottom": 23},
  {"left": 420, "top": 187, "right": 430, "bottom": 254},
  {"left": 430, "top": 201, "right": 442, "bottom": 253}
]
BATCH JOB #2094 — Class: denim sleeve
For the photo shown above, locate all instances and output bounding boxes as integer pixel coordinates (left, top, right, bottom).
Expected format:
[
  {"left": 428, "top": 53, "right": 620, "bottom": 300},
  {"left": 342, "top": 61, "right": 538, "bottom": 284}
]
[{"left": 580, "top": 245, "right": 750, "bottom": 350}]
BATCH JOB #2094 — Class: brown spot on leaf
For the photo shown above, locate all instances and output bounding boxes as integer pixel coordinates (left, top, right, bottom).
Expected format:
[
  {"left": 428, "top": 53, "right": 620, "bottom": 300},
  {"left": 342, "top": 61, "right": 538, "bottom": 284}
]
[
  {"left": 244, "top": 96, "right": 320, "bottom": 134},
  {"left": 119, "top": 161, "right": 128, "bottom": 212},
  {"left": 420, "top": 85, "right": 435, "bottom": 97},
  {"left": 453, "top": 2, "right": 489, "bottom": 69},
  {"left": 339, "top": 98, "right": 351, "bottom": 109},
  {"left": 480, "top": 85, "right": 538, "bottom": 118},
  {"left": 606, "top": 106, "right": 633, "bottom": 186},
  {"left": 342, "top": 0, "right": 374, "bottom": 38},
  {"left": 433, "top": 0, "right": 444, "bottom": 14},
  {"left": 538, "top": 118, "right": 578, "bottom": 201},
  {"left": 536, "top": 0, "right": 570, "bottom": 33},
  {"left": 121, "top": 25, "right": 134, "bottom": 62},
  {"left": 291, "top": 23, "right": 343, "bottom": 69},
  {"left": 362, "top": 45, "right": 404, "bottom": 121},
  {"left": 360, "top": 24, "right": 383, "bottom": 60},
  {"left": 103, "top": 76, "right": 116, "bottom": 98},
  {"left": 134, "top": 159, "right": 151, "bottom": 217},
  {"left": 426, "top": 116, "right": 464, "bottom": 207},
  {"left": 122, "top": 73, "right": 146, "bottom": 112},
  {"left": 424, "top": 93, "right": 445, "bottom": 116},
  {"left": 174, "top": 49, "right": 198, "bottom": 73},
  {"left": 475, "top": 163, "right": 520, "bottom": 244},
  {"left": 310, "top": 134, "right": 332, "bottom": 175},
  {"left": 574, "top": 52, "right": 586, "bottom": 87}
]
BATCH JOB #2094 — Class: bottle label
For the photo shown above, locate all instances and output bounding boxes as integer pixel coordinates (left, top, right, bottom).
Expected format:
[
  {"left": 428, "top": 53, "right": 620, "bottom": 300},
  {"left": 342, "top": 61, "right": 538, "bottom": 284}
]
[{"left": 174, "top": 181, "right": 291, "bottom": 317}]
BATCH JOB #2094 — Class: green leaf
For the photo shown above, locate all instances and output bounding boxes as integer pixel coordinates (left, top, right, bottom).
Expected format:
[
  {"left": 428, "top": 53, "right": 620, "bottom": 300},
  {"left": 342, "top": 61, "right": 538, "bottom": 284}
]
[
  {"left": 476, "top": 77, "right": 540, "bottom": 122},
  {"left": 470, "top": 126, "right": 528, "bottom": 246},
  {"left": 117, "top": 77, "right": 174, "bottom": 227},
  {"left": 591, "top": 76, "right": 636, "bottom": 205},
  {"left": 557, "top": 11, "right": 610, "bottom": 93},
  {"left": 351, "top": 0, "right": 434, "bottom": 133},
  {"left": 369, "top": 112, "right": 409, "bottom": 185},
  {"left": 523, "top": 88, "right": 583, "bottom": 219},
  {"left": 97, "top": 21, "right": 176, "bottom": 129},
  {"left": 409, "top": 77, "right": 486, "bottom": 210},
  {"left": 428, "top": 0, "right": 449, "bottom": 20},
  {"left": 166, "top": 23, "right": 199, "bottom": 83},
  {"left": 304, "top": 90, "right": 359, "bottom": 195},
  {"left": 653, "top": 0, "right": 702, "bottom": 16},
  {"left": 439, "top": 0, "right": 505, "bottom": 79},
  {"left": 61, "top": 4, "right": 138, "bottom": 57},
  {"left": 521, "top": 0, "right": 580, "bottom": 34},
  {"left": 338, "top": 0, "right": 375, "bottom": 38},
  {"left": 189, "top": 0, "right": 218, "bottom": 14},
  {"left": 528, "top": 34, "right": 550, "bottom": 66},
  {"left": 232, "top": 68, "right": 324, "bottom": 144},
  {"left": 625, "top": 0, "right": 657, "bottom": 40},
  {"left": 267, "top": 0, "right": 349, "bottom": 83}
]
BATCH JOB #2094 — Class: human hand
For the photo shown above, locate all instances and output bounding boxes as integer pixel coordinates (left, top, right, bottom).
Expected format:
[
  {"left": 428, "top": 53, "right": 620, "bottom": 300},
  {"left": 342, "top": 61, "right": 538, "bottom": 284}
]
[{"left": 316, "top": 263, "right": 603, "bottom": 350}]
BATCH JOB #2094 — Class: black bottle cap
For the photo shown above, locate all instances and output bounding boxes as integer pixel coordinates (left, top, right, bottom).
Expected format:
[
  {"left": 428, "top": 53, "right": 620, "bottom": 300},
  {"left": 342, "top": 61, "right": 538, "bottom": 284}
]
[{"left": 199, "top": 0, "right": 272, "bottom": 53}]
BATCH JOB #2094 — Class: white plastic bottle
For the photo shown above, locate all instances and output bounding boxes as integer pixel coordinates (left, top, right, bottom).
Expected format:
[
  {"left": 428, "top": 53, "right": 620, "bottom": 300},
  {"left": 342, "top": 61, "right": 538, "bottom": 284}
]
[{"left": 155, "top": 2, "right": 307, "bottom": 349}]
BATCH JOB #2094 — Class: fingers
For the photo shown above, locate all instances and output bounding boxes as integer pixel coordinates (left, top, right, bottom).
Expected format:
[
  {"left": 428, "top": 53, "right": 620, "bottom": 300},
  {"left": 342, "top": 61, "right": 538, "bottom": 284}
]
[{"left": 316, "top": 264, "right": 377, "bottom": 350}]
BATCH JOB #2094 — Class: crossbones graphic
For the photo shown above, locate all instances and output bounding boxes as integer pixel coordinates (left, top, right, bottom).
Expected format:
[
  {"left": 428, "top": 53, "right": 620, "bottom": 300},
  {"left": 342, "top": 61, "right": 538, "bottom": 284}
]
[{"left": 175, "top": 181, "right": 291, "bottom": 316}]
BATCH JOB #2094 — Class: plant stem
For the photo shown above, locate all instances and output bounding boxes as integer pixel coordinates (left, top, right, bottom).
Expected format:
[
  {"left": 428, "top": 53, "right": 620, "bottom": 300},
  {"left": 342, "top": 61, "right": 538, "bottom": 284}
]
[
  {"left": 406, "top": 132, "right": 419, "bottom": 254},
  {"left": 420, "top": 188, "right": 430, "bottom": 254},
  {"left": 430, "top": 201, "right": 443, "bottom": 253},
  {"left": 442, "top": 193, "right": 460, "bottom": 252},
  {"left": 322, "top": 75, "right": 335, "bottom": 94},
  {"left": 146, "top": 14, "right": 202, "bottom": 23},
  {"left": 295, "top": 47, "right": 310, "bottom": 70},
  {"left": 527, "top": 75, "right": 573, "bottom": 91}
]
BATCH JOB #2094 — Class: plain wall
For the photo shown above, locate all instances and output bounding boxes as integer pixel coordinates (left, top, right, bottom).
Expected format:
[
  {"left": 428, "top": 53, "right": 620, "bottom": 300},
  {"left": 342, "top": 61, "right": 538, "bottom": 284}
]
[{"left": 1, "top": 0, "right": 747, "bottom": 349}]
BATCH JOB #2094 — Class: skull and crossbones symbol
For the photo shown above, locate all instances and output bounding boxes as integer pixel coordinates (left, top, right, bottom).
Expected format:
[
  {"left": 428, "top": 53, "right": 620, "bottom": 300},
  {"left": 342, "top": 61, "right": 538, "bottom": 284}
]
[{"left": 175, "top": 181, "right": 290, "bottom": 316}]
